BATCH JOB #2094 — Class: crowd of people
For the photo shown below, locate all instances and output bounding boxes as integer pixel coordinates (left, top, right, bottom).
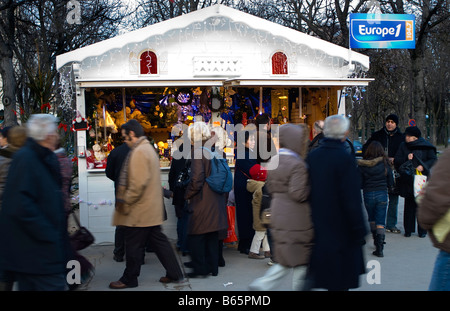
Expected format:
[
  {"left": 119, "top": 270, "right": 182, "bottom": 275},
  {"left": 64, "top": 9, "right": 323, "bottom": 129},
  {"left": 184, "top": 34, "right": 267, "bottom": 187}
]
[{"left": 0, "top": 112, "right": 448, "bottom": 291}]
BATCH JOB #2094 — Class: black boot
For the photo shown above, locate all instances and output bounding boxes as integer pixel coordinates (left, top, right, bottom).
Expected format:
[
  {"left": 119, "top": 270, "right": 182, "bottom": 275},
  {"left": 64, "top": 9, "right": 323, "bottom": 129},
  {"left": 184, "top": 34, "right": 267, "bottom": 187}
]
[{"left": 372, "top": 234, "right": 385, "bottom": 257}]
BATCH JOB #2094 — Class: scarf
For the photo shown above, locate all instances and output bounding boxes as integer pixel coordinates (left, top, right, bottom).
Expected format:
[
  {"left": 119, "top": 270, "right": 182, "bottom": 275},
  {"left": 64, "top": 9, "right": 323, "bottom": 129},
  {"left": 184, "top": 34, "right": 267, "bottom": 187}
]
[{"left": 115, "top": 136, "right": 147, "bottom": 214}]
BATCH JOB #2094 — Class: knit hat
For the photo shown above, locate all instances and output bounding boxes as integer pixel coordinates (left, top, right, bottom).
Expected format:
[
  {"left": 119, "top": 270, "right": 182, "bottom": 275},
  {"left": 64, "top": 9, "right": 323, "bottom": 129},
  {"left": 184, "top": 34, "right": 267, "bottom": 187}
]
[
  {"left": 386, "top": 114, "right": 399, "bottom": 125},
  {"left": 404, "top": 126, "right": 421, "bottom": 138},
  {"left": 249, "top": 164, "right": 267, "bottom": 181}
]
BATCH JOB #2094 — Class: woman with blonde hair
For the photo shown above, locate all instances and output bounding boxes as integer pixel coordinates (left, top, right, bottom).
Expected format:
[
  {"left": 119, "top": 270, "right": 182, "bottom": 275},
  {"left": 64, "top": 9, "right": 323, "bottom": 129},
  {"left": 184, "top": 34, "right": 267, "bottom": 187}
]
[{"left": 184, "top": 121, "right": 228, "bottom": 277}]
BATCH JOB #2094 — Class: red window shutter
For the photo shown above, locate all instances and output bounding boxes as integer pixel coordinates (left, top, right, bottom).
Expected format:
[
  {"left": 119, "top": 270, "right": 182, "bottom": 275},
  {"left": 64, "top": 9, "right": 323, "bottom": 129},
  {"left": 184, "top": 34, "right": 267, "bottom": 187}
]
[
  {"left": 140, "top": 51, "right": 157, "bottom": 74},
  {"left": 272, "top": 52, "right": 288, "bottom": 75}
]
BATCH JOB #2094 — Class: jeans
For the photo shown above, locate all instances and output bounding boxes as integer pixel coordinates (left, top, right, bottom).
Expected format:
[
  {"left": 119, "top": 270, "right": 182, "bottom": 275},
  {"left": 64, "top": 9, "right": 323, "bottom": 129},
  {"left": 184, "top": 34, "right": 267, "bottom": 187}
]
[
  {"left": 363, "top": 190, "right": 388, "bottom": 227},
  {"left": 429, "top": 250, "right": 450, "bottom": 291},
  {"left": 386, "top": 193, "right": 399, "bottom": 229}
]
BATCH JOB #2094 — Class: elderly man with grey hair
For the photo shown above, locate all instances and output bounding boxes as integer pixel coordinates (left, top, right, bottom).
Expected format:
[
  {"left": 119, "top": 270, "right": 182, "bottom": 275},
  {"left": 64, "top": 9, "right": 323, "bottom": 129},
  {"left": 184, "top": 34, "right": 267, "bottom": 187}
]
[
  {"left": 305, "top": 114, "right": 367, "bottom": 291},
  {"left": 0, "top": 114, "right": 72, "bottom": 291}
]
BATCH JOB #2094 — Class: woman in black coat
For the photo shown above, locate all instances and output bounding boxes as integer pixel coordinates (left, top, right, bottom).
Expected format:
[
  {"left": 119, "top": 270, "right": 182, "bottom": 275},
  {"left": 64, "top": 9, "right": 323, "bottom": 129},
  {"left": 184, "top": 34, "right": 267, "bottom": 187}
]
[
  {"left": 233, "top": 129, "right": 257, "bottom": 254},
  {"left": 394, "top": 126, "right": 437, "bottom": 237}
]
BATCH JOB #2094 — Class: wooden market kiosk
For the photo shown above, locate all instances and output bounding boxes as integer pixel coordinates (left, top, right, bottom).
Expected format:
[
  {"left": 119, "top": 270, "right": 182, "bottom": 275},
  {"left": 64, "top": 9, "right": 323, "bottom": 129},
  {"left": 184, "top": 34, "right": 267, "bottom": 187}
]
[{"left": 56, "top": 4, "right": 372, "bottom": 244}]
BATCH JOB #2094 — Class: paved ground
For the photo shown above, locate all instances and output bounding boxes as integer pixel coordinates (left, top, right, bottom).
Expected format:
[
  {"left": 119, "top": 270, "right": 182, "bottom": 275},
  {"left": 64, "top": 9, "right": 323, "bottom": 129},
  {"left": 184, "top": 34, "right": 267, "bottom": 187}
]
[{"left": 76, "top": 196, "right": 438, "bottom": 293}]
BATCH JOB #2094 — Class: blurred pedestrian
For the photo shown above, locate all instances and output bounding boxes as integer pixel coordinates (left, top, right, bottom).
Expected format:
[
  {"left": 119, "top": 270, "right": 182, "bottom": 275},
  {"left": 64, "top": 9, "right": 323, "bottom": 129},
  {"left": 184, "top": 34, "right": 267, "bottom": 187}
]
[
  {"left": 0, "top": 126, "right": 27, "bottom": 291},
  {"left": 363, "top": 114, "right": 404, "bottom": 233},
  {"left": 184, "top": 122, "right": 228, "bottom": 278},
  {"left": 255, "top": 113, "right": 277, "bottom": 164},
  {"left": 105, "top": 139, "right": 130, "bottom": 262},
  {"left": 0, "top": 114, "right": 72, "bottom": 291},
  {"left": 249, "top": 124, "right": 313, "bottom": 291},
  {"left": 0, "top": 126, "right": 10, "bottom": 149},
  {"left": 308, "top": 120, "right": 324, "bottom": 152},
  {"left": 306, "top": 114, "right": 367, "bottom": 291},
  {"left": 55, "top": 141, "right": 94, "bottom": 289},
  {"left": 395, "top": 126, "right": 437, "bottom": 238},
  {"left": 109, "top": 120, "right": 183, "bottom": 289},
  {"left": 357, "top": 141, "right": 394, "bottom": 257},
  {"left": 234, "top": 127, "right": 257, "bottom": 254},
  {"left": 418, "top": 147, "right": 450, "bottom": 291},
  {"left": 246, "top": 164, "right": 270, "bottom": 260},
  {"left": 168, "top": 135, "right": 190, "bottom": 256}
]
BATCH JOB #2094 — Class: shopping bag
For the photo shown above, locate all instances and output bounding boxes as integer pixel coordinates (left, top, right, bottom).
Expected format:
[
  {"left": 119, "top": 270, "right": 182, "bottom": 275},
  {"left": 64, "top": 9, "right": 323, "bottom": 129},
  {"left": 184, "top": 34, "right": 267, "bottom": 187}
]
[
  {"left": 413, "top": 169, "right": 427, "bottom": 198},
  {"left": 433, "top": 209, "right": 450, "bottom": 243},
  {"left": 223, "top": 205, "right": 238, "bottom": 243}
]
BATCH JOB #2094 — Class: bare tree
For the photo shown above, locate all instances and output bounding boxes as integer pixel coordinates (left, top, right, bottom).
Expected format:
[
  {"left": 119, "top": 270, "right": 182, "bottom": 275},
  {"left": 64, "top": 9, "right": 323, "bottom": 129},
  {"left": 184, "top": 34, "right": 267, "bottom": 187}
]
[{"left": 0, "top": 0, "right": 130, "bottom": 126}]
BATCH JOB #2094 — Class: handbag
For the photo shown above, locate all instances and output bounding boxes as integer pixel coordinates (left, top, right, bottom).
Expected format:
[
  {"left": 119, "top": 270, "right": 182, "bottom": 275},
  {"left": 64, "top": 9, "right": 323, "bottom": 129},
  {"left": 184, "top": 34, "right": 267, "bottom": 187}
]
[
  {"left": 413, "top": 169, "right": 427, "bottom": 198},
  {"left": 175, "top": 160, "right": 191, "bottom": 189},
  {"left": 433, "top": 209, "right": 450, "bottom": 243},
  {"left": 388, "top": 168, "right": 401, "bottom": 195},
  {"left": 69, "top": 210, "right": 95, "bottom": 251},
  {"left": 259, "top": 184, "right": 272, "bottom": 227},
  {"left": 223, "top": 205, "right": 238, "bottom": 243}
]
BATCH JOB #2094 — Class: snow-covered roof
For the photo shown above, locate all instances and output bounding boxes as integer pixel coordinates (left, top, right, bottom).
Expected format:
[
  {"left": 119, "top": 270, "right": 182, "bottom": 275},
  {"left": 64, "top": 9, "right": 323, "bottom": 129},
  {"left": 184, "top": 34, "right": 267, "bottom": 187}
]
[{"left": 56, "top": 4, "right": 370, "bottom": 86}]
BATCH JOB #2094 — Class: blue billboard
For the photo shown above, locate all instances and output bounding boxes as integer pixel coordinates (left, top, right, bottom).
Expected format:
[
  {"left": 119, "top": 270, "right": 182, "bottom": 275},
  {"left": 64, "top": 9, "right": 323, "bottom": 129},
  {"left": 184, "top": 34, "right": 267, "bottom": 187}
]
[{"left": 349, "top": 13, "right": 415, "bottom": 49}]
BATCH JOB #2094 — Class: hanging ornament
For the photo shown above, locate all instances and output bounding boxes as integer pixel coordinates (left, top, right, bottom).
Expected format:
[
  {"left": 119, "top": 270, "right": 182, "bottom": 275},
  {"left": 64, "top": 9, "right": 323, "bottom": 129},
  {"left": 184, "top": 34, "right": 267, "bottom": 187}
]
[{"left": 175, "top": 89, "right": 193, "bottom": 106}]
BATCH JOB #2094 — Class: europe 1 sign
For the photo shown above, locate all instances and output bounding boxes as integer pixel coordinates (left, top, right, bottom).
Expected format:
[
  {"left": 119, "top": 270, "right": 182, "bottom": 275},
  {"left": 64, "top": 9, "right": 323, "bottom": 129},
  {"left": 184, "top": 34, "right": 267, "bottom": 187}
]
[{"left": 349, "top": 13, "right": 415, "bottom": 49}]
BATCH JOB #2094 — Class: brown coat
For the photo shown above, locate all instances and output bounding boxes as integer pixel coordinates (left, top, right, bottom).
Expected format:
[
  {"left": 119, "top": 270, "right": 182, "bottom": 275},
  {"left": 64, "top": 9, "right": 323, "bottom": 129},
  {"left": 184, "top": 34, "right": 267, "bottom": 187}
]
[
  {"left": 418, "top": 147, "right": 450, "bottom": 253},
  {"left": 266, "top": 124, "right": 314, "bottom": 267},
  {"left": 184, "top": 147, "right": 228, "bottom": 235},
  {"left": 112, "top": 138, "right": 164, "bottom": 227},
  {"left": 246, "top": 179, "right": 266, "bottom": 231}
]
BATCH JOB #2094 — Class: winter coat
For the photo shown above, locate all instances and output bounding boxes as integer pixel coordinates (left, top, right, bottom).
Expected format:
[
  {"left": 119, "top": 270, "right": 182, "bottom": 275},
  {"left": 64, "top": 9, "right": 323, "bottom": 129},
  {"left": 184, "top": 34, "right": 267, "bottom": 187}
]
[
  {"left": 306, "top": 137, "right": 367, "bottom": 290},
  {"left": 266, "top": 124, "right": 314, "bottom": 267},
  {"left": 246, "top": 179, "right": 266, "bottom": 232},
  {"left": 308, "top": 132, "right": 324, "bottom": 153},
  {"left": 418, "top": 147, "right": 450, "bottom": 253},
  {"left": 105, "top": 143, "right": 130, "bottom": 192},
  {"left": 394, "top": 138, "right": 437, "bottom": 199},
  {"left": 184, "top": 146, "right": 228, "bottom": 235},
  {"left": 0, "top": 148, "right": 15, "bottom": 209},
  {"left": 168, "top": 143, "right": 188, "bottom": 216},
  {"left": 357, "top": 157, "right": 394, "bottom": 192},
  {"left": 363, "top": 127, "right": 404, "bottom": 158},
  {"left": 233, "top": 147, "right": 258, "bottom": 242},
  {"left": 0, "top": 138, "right": 72, "bottom": 275},
  {"left": 112, "top": 138, "right": 165, "bottom": 227}
]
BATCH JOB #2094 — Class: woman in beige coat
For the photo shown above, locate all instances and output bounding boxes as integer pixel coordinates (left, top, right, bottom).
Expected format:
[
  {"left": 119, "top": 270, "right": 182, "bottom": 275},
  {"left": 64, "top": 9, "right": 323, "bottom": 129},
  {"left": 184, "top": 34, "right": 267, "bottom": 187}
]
[{"left": 249, "top": 123, "right": 314, "bottom": 291}]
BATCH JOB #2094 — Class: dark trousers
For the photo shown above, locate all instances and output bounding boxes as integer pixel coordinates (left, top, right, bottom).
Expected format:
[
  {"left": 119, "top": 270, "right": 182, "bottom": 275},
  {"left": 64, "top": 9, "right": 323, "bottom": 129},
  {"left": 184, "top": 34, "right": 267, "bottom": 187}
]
[
  {"left": 188, "top": 231, "right": 219, "bottom": 276},
  {"left": 119, "top": 226, "right": 183, "bottom": 287},
  {"left": 404, "top": 196, "right": 426, "bottom": 235},
  {"left": 114, "top": 226, "right": 126, "bottom": 259}
]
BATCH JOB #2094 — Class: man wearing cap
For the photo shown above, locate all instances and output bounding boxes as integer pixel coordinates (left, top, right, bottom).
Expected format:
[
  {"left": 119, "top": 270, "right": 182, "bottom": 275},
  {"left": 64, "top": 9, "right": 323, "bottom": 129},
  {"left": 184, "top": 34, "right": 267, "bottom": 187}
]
[
  {"left": 363, "top": 114, "right": 404, "bottom": 233},
  {"left": 394, "top": 126, "right": 437, "bottom": 238}
]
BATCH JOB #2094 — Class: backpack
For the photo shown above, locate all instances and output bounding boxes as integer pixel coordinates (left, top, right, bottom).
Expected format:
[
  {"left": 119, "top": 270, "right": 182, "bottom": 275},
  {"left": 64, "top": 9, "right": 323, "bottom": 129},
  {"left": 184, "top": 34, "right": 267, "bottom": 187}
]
[
  {"left": 259, "top": 184, "right": 272, "bottom": 227},
  {"left": 201, "top": 147, "right": 233, "bottom": 194}
]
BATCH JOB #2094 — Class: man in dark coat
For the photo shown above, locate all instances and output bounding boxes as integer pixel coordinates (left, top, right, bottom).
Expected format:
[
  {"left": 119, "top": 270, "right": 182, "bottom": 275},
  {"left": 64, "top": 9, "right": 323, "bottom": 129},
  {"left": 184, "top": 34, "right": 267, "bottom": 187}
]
[
  {"left": 105, "top": 141, "right": 130, "bottom": 262},
  {"left": 394, "top": 126, "right": 437, "bottom": 237},
  {"left": 0, "top": 114, "right": 72, "bottom": 291},
  {"left": 306, "top": 114, "right": 367, "bottom": 291},
  {"left": 363, "top": 114, "right": 404, "bottom": 233}
]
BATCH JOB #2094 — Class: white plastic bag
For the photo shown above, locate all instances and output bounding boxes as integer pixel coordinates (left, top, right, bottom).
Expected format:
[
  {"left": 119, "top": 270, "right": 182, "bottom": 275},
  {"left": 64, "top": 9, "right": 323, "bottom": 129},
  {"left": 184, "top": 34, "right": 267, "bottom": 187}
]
[{"left": 413, "top": 170, "right": 427, "bottom": 198}]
